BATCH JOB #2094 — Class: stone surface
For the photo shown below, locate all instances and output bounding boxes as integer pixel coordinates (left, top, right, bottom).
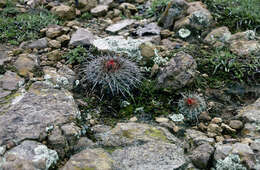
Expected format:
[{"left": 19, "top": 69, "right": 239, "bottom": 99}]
[
  {"left": 0, "top": 71, "right": 24, "bottom": 91},
  {"left": 43, "top": 65, "right": 76, "bottom": 90},
  {"left": 14, "top": 53, "right": 38, "bottom": 76},
  {"left": 204, "top": 27, "right": 231, "bottom": 47},
  {"left": 0, "top": 140, "right": 58, "bottom": 170},
  {"left": 190, "top": 143, "right": 214, "bottom": 169},
  {"left": 186, "top": 129, "right": 215, "bottom": 147},
  {"left": 48, "top": 39, "right": 61, "bottom": 49},
  {"left": 46, "top": 49, "right": 62, "bottom": 61},
  {"left": 90, "top": 5, "right": 108, "bottom": 17},
  {"left": 140, "top": 41, "right": 156, "bottom": 59},
  {"left": 0, "top": 45, "right": 10, "bottom": 66},
  {"left": 77, "top": 0, "right": 97, "bottom": 12},
  {"left": 0, "top": 81, "right": 80, "bottom": 146},
  {"left": 230, "top": 40, "right": 260, "bottom": 56},
  {"left": 51, "top": 4, "right": 76, "bottom": 20},
  {"left": 46, "top": 26, "right": 64, "bottom": 38},
  {"left": 156, "top": 51, "right": 197, "bottom": 90},
  {"left": 136, "top": 22, "right": 161, "bottom": 36},
  {"left": 106, "top": 19, "right": 135, "bottom": 34},
  {"left": 57, "top": 34, "right": 70, "bottom": 45},
  {"left": 0, "top": 0, "right": 6, "bottom": 8},
  {"left": 69, "top": 28, "right": 96, "bottom": 47},
  {"left": 158, "top": 0, "right": 189, "bottom": 29},
  {"left": 27, "top": 38, "right": 48, "bottom": 49},
  {"left": 62, "top": 148, "right": 114, "bottom": 170}
]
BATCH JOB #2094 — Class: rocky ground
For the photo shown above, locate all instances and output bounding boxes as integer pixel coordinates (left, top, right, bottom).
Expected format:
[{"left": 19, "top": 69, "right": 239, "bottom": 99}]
[{"left": 0, "top": 0, "right": 260, "bottom": 169}]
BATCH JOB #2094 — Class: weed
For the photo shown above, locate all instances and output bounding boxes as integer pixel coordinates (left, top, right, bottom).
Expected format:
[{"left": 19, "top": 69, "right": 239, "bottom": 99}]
[
  {"left": 145, "top": 0, "right": 171, "bottom": 18},
  {"left": 80, "top": 12, "right": 93, "bottom": 20},
  {"left": 62, "top": 46, "right": 89, "bottom": 65}
]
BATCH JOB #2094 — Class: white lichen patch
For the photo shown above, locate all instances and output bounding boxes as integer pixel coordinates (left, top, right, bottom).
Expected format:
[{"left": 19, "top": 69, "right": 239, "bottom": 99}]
[
  {"left": 169, "top": 114, "right": 184, "bottom": 122},
  {"left": 153, "top": 49, "right": 169, "bottom": 66},
  {"left": 11, "top": 89, "right": 26, "bottom": 105},
  {"left": 0, "top": 146, "right": 6, "bottom": 156},
  {"left": 33, "top": 145, "right": 59, "bottom": 170},
  {"left": 178, "top": 28, "right": 191, "bottom": 39}
]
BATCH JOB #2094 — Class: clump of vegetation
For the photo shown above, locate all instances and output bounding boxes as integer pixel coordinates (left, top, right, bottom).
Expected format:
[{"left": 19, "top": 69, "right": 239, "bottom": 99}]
[
  {"left": 62, "top": 46, "right": 89, "bottom": 65},
  {"left": 79, "top": 12, "right": 93, "bottom": 20},
  {"left": 203, "top": 0, "right": 260, "bottom": 32},
  {"left": 0, "top": 3, "right": 61, "bottom": 45},
  {"left": 213, "top": 154, "right": 247, "bottom": 170},
  {"left": 146, "top": 0, "right": 171, "bottom": 18},
  {"left": 178, "top": 93, "right": 207, "bottom": 121},
  {"left": 80, "top": 54, "right": 143, "bottom": 97}
]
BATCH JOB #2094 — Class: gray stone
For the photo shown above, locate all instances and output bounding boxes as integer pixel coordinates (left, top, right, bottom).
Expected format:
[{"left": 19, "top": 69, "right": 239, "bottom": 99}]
[
  {"left": 77, "top": 0, "right": 97, "bottom": 12},
  {"left": 73, "top": 137, "right": 97, "bottom": 152},
  {"left": 46, "top": 26, "right": 63, "bottom": 39},
  {"left": 62, "top": 148, "right": 114, "bottom": 170},
  {"left": 239, "top": 98, "right": 260, "bottom": 124},
  {"left": 106, "top": 19, "right": 135, "bottom": 34},
  {"left": 0, "top": 71, "right": 24, "bottom": 91},
  {"left": 61, "top": 122, "right": 81, "bottom": 146},
  {"left": 229, "top": 30, "right": 256, "bottom": 41},
  {"left": 230, "top": 40, "right": 260, "bottom": 56},
  {"left": 156, "top": 51, "right": 197, "bottom": 90},
  {"left": 0, "top": 140, "right": 58, "bottom": 170},
  {"left": 90, "top": 5, "right": 108, "bottom": 17},
  {"left": 99, "top": 0, "right": 113, "bottom": 6},
  {"left": 158, "top": 0, "right": 189, "bottom": 29},
  {"left": 112, "top": 141, "right": 187, "bottom": 170},
  {"left": 69, "top": 28, "right": 96, "bottom": 47},
  {"left": 190, "top": 143, "right": 214, "bottom": 169},
  {"left": 229, "top": 120, "right": 243, "bottom": 130},
  {"left": 0, "top": 45, "right": 10, "bottom": 66},
  {"left": 0, "top": 81, "right": 80, "bottom": 146},
  {"left": 14, "top": 53, "right": 38, "bottom": 76},
  {"left": 186, "top": 129, "right": 215, "bottom": 147},
  {"left": 48, "top": 39, "right": 61, "bottom": 49},
  {"left": 27, "top": 38, "right": 48, "bottom": 49},
  {"left": 136, "top": 22, "right": 161, "bottom": 36}
]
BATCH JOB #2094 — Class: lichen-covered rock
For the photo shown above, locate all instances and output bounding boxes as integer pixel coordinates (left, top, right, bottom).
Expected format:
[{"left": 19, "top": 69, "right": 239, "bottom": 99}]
[
  {"left": 156, "top": 51, "right": 197, "bottom": 90},
  {"left": 14, "top": 53, "right": 38, "bottom": 76},
  {"left": 90, "top": 5, "right": 108, "bottom": 17},
  {"left": 77, "top": 0, "right": 98, "bottom": 12},
  {"left": 43, "top": 65, "right": 76, "bottom": 90},
  {"left": 0, "top": 81, "right": 80, "bottom": 146},
  {"left": 69, "top": 28, "right": 96, "bottom": 47},
  {"left": 158, "top": 0, "right": 189, "bottom": 29},
  {"left": 136, "top": 22, "right": 161, "bottom": 36},
  {"left": 46, "top": 26, "right": 64, "bottom": 39},
  {"left": 112, "top": 141, "right": 187, "bottom": 170},
  {"left": 105, "top": 19, "right": 135, "bottom": 34},
  {"left": 51, "top": 4, "right": 76, "bottom": 20},
  {"left": 190, "top": 143, "right": 214, "bottom": 169},
  {"left": 0, "top": 140, "right": 58, "bottom": 170},
  {"left": 204, "top": 27, "right": 232, "bottom": 47},
  {"left": 229, "top": 30, "right": 256, "bottom": 41},
  {"left": 186, "top": 129, "right": 215, "bottom": 147},
  {"left": 95, "top": 122, "right": 181, "bottom": 146},
  {"left": 27, "top": 37, "right": 48, "bottom": 49},
  {"left": 0, "top": 71, "right": 24, "bottom": 91},
  {"left": 62, "top": 148, "right": 114, "bottom": 170}
]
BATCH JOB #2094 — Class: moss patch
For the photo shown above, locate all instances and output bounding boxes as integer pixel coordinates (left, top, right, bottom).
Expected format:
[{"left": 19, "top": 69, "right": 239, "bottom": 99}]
[{"left": 145, "top": 128, "right": 169, "bottom": 142}]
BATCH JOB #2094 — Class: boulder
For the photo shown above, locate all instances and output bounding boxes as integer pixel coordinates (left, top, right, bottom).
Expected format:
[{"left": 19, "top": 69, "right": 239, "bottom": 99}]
[{"left": 69, "top": 28, "right": 96, "bottom": 47}]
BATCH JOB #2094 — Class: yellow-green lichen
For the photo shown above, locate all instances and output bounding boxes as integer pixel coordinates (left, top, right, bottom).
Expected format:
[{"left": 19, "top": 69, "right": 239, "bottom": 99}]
[{"left": 145, "top": 128, "right": 169, "bottom": 142}]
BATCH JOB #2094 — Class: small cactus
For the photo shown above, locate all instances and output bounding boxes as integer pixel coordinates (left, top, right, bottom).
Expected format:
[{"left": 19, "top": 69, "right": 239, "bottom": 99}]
[
  {"left": 81, "top": 54, "right": 143, "bottom": 97},
  {"left": 178, "top": 93, "right": 206, "bottom": 121}
]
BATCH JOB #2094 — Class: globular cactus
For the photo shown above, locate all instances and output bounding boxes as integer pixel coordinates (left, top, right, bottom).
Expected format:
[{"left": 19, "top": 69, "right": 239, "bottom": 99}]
[
  {"left": 178, "top": 93, "right": 206, "bottom": 121},
  {"left": 81, "top": 54, "right": 143, "bottom": 97}
]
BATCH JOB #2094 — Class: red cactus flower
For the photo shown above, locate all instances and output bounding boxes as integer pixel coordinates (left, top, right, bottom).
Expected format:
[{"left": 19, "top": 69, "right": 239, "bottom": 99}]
[{"left": 186, "top": 98, "right": 197, "bottom": 106}]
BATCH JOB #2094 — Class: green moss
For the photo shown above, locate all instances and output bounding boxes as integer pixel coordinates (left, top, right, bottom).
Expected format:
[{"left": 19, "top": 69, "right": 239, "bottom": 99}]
[
  {"left": 103, "top": 146, "right": 123, "bottom": 154},
  {"left": 145, "top": 127, "right": 169, "bottom": 142},
  {"left": 122, "top": 129, "right": 137, "bottom": 139}
]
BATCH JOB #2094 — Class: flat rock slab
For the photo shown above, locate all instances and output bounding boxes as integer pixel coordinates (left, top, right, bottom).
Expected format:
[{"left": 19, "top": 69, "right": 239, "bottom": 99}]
[
  {"left": 69, "top": 28, "right": 96, "bottom": 47},
  {"left": 0, "top": 81, "right": 80, "bottom": 146},
  {"left": 0, "top": 71, "right": 24, "bottom": 91},
  {"left": 136, "top": 22, "right": 161, "bottom": 36},
  {"left": 106, "top": 19, "right": 135, "bottom": 34},
  {"left": 0, "top": 140, "right": 58, "bottom": 170}
]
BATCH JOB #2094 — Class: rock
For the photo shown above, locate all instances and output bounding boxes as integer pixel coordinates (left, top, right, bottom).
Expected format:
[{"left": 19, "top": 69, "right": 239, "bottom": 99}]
[
  {"left": 190, "top": 143, "right": 214, "bottom": 169},
  {"left": 158, "top": 0, "right": 189, "bottom": 29},
  {"left": 69, "top": 28, "right": 96, "bottom": 47},
  {"left": 0, "top": 71, "right": 24, "bottom": 91},
  {"left": 112, "top": 141, "right": 187, "bottom": 170},
  {"left": 155, "top": 117, "right": 169, "bottom": 123},
  {"left": 0, "top": 45, "right": 10, "bottom": 66},
  {"left": 119, "top": 3, "right": 137, "bottom": 17},
  {"left": 161, "top": 39, "right": 184, "bottom": 50},
  {"left": 46, "top": 26, "right": 64, "bottom": 39},
  {"left": 48, "top": 126, "right": 68, "bottom": 158},
  {"left": 160, "top": 29, "right": 173, "bottom": 39},
  {"left": 90, "top": 5, "right": 108, "bottom": 17},
  {"left": 46, "top": 49, "right": 62, "bottom": 61},
  {"left": 229, "top": 120, "right": 243, "bottom": 130},
  {"left": 156, "top": 51, "right": 197, "bottom": 90},
  {"left": 0, "top": 0, "right": 6, "bottom": 8},
  {"left": 77, "top": 0, "right": 97, "bottom": 12},
  {"left": 140, "top": 41, "right": 156, "bottom": 59},
  {"left": 0, "top": 81, "right": 80, "bottom": 146},
  {"left": 56, "top": 34, "right": 70, "bottom": 45},
  {"left": 178, "top": 28, "right": 191, "bottom": 38},
  {"left": 198, "top": 111, "right": 211, "bottom": 121},
  {"left": 100, "top": 0, "right": 113, "bottom": 6},
  {"left": 43, "top": 65, "right": 76, "bottom": 90},
  {"left": 61, "top": 123, "right": 81, "bottom": 146},
  {"left": 211, "top": 117, "right": 222, "bottom": 124},
  {"left": 27, "top": 38, "right": 48, "bottom": 49},
  {"left": 62, "top": 148, "right": 114, "bottom": 170},
  {"left": 187, "top": 1, "right": 207, "bottom": 14},
  {"left": 95, "top": 122, "right": 181, "bottom": 147},
  {"left": 14, "top": 53, "right": 38, "bottom": 76},
  {"left": 186, "top": 129, "right": 215, "bottom": 146},
  {"left": 48, "top": 39, "right": 61, "bottom": 49},
  {"left": 207, "top": 123, "right": 222, "bottom": 135},
  {"left": 106, "top": 19, "right": 135, "bottom": 34},
  {"left": 221, "top": 123, "right": 236, "bottom": 134},
  {"left": 230, "top": 40, "right": 260, "bottom": 56},
  {"left": 73, "top": 137, "right": 97, "bottom": 152},
  {"left": 229, "top": 30, "right": 256, "bottom": 41},
  {"left": 204, "top": 27, "right": 231, "bottom": 47},
  {"left": 51, "top": 4, "right": 76, "bottom": 20},
  {"left": 0, "top": 140, "right": 58, "bottom": 170},
  {"left": 136, "top": 22, "right": 161, "bottom": 36}
]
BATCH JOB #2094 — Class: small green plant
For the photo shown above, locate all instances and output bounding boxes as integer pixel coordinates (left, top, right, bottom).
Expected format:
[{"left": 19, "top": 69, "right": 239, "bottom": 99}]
[
  {"left": 0, "top": 6, "right": 61, "bottom": 45},
  {"left": 80, "top": 54, "right": 143, "bottom": 97},
  {"left": 80, "top": 12, "right": 93, "bottom": 20},
  {"left": 178, "top": 93, "right": 207, "bottom": 121},
  {"left": 62, "top": 46, "right": 89, "bottom": 65},
  {"left": 203, "top": 0, "right": 260, "bottom": 32},
  {"left": 145, "top": 0, "right": 171, "bottom": 18}
]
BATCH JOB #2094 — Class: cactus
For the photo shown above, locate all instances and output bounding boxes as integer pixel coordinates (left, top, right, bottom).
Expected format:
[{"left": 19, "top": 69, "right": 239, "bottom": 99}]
[
  {"left": 178, "top": 93, "right": 206, "bottom": 121},
  {"left": 81, "top": 54, "right": 143, "bottom": 97}
]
